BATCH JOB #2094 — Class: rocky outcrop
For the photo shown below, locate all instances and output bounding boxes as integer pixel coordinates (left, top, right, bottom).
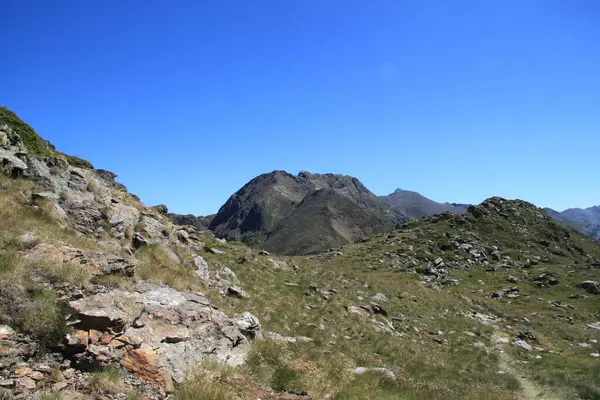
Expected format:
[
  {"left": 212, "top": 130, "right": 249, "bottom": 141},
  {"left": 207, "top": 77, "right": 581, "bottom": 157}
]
[
  {"left": 68, "top": 282, "right": 260, "bottom": 384},
  {"left": 24, "top": 243, "right": 136, "bottom": 277}
]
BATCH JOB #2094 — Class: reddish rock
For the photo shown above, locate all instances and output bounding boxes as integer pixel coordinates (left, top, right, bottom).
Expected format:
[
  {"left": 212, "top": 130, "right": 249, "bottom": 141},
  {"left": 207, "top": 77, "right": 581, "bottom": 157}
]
[
  {"left": 121, "top": 349, "right": 163, "bottom": 383},
  {"left": 89, "top": 329, "right": 102, "bottom": 344}
]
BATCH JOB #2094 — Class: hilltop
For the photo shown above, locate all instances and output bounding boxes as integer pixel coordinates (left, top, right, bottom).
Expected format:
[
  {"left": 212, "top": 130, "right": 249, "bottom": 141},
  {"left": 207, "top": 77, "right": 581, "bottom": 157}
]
[{"left": 0, "top": 108, "right": 598, "bottom": 399}]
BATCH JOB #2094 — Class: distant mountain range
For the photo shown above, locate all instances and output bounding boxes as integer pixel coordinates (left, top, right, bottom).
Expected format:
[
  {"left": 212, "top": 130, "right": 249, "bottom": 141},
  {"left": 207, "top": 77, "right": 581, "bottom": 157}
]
[
  {"left": 168, "top": 171, "right": 599, "bottom": 254},
  {"left": 544, "top": 206, "right": 600, "bottom": 241},
  {"left": 379, "top": 189, "right": 469, "bottom": 219}
]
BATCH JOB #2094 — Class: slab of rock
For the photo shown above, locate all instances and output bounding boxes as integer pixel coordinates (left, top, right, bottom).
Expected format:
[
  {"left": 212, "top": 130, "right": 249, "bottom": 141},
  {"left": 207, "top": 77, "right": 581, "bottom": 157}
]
[
  {"left": 512, "top": 340, "right": 533, "bottom": 351},
  {"left": 25, "top": 244, "right": 135, "bottom": 277}
]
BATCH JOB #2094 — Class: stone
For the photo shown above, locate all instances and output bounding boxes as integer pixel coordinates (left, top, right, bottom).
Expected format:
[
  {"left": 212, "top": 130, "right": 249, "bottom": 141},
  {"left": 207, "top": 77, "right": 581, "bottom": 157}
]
[
  {"left": 346, "top": 306, "right": 370, "bottom": 318},
  {"left": 193, "top": 256, "right": 210, "bottom": 282},
  {"left": 69, "top": 282, "right": 256, "bottom": 383},
  {"left": 137, "top": 215, "right": 167, "bottom": 243},
  {"left": 579, "top": 281, "right": 600, "bottom": 295},
  {"left": 28, "top": 371, "right": 43, "bottom": 380},
  {"left": 121, "top": 348, "right": 164, "bottom": 383},
  {"left": 586, "top": 322, "right": 600, "bottom": 331},
  {"left": 0, "top": 325, "right": 16, "bottom": 337},
  {"left": 234, "top": 312, "right": 262, "bottom": 339},
  {"left": 226, "top": 285, "right": 249, "bottom": 299},
  {"left": 371, "top": 293, "right": 389, "bottom": 303},
  {"left": 0, "top": 149, "right": 28, "bottom": 176},
  {"left": 351, "top": 367, "right": 396, "bottom": 380},
  {"left": 433, "top": 257, "right": 444, "bottom": 267},
  {"left": 53, "top": 381, "right": 68, "bottom": 392},
  {"left": 267, "top": 332, "right": 313, "bottom": 343},
  {"left": 0, "top": 379, "right": 13, "bottom": 387},
  {"left": 109, "top": 203, "right": 140, "bottom": 239},
  {"left": 517, "top": 331, "right": 536, "bottom": 341},
  {"left": 16, "top": 376, "right": 36, "bottom": 390},
  {"left": 506, "top": 275, "right": 519, "bottom": 283},
  {"left": 512, "top": 340, "right": 533, "bottom": 351}
]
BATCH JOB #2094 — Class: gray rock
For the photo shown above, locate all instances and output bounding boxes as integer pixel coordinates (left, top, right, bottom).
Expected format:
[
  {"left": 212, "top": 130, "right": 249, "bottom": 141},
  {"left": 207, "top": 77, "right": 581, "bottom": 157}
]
[
  {"left": 109, "top": 204, "right": 140, "bottom": 239},
  {"left": 351, "top": 367, "right": 396, "bottom": 380},
  {"left": 234, "top": 312, "right": 262, "bottom": 339},
  {"left": 579, "top": 281, "right": 600, "bottom": 295},
  {"left": 69, "top": 282, "right": 257, "bottom": 381},
  {"left": 371, "top": 293, "right": 389, "bottom": 303},
  {"left": 193, "top": 256, "right": 210, "bottom": 282},
  {"left": 512, "top": 340, "right": 533, "bottom": 351},
  {"left": 137, "top": 215, "right": 166, "bottom": 243},
  {"left": 0, "top": 149, "right": 27, "bottom": 176},
  {"left": 586, "top": 322, "right": 600, "bottom": 331},
  {"left": 266, "top": 332, "right": 313, "bottom": 343}
]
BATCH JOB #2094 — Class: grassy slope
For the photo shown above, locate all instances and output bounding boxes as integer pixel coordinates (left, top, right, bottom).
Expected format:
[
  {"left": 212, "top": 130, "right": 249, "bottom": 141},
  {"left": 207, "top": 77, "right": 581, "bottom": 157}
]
[{"left": 201, "top": 199, "right": 600, "bottom": 399}]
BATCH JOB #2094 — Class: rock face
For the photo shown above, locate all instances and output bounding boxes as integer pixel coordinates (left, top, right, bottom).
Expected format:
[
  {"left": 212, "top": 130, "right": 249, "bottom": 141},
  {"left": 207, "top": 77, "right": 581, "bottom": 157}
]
[
  {"left": 209, "top": 171, "right": 405, "bottom": 255},
  {"left": 68, "top": 282, "right": 259, "bottom": 383},
  {"left": 380, "top": 189, "right": 469, "bottom": 220}
]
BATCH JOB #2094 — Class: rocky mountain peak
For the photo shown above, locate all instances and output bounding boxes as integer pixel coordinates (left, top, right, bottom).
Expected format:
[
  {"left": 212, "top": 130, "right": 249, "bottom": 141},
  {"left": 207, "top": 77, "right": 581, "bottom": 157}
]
[{"left": 209, "top": 170, "right": 404, "bottom": 254}]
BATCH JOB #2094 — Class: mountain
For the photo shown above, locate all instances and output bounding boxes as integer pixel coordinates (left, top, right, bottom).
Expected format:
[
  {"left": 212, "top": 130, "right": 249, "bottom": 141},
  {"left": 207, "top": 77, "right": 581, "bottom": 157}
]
[
  {"left": 209, "top": 170, "right": 405, "bottom": 255},
  {"left": 545, "top": 206, "right": 600, "bottom": 240},
  {"left": 380, "top": 188, "right": 469, "bottom": 219}
]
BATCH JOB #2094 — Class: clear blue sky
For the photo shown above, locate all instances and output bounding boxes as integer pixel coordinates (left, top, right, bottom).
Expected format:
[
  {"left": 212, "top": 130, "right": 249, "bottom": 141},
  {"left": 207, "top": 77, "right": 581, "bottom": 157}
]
[{"left": 3, "top": 1, "right": 599, "bottom": 215}]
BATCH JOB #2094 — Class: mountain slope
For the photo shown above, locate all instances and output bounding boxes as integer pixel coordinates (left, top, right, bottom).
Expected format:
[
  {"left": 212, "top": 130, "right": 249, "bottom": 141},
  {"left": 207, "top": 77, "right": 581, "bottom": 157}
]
[
  {"left": 380, "top": 188, "right": 469, "bottom": 219},
  {"left": 545, "top": 206, "right": 600, "bottom": 240},
  {"left": 209, "top": 170, "right": 405, "bottom": 255}
]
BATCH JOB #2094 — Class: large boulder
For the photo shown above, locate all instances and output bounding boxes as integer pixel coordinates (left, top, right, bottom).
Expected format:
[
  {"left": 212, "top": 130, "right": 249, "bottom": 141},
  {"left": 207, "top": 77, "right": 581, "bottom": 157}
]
[{"left": 68, "top": 282, "right": 259, "bottom": 384}]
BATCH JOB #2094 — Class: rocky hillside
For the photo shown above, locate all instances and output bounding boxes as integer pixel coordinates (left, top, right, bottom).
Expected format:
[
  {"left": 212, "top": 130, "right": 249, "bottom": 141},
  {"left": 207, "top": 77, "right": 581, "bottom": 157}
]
[
  {"left": 380, "top": 188, "right": 469, "bottom": 219},
  {"left": 209, "top": 171, "right": 405, "bottom": 255},
  {"left": 0, "top": 110, "right": 275, "bottom": 399},
  {"left": 546, "top": 206, "right": 600, "bottom": 241}
]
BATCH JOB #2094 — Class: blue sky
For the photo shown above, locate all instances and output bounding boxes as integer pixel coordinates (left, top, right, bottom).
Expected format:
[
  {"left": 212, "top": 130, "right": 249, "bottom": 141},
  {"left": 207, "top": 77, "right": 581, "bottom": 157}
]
[{"left": 3, "top": 1, "right": 599, "bottom": 215}]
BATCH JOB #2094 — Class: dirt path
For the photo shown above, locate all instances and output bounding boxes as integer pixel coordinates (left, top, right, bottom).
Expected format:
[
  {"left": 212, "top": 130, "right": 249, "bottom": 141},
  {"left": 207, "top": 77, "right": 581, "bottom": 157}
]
[{"left": 490, "top": 331, "right": 561, "bottom": 400}]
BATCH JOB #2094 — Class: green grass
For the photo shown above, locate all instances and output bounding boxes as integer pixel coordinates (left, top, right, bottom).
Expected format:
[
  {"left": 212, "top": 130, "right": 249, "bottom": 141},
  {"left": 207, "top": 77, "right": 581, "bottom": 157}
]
[{"left": 89, "top": 367, "right": 124, "bottom": 393}]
